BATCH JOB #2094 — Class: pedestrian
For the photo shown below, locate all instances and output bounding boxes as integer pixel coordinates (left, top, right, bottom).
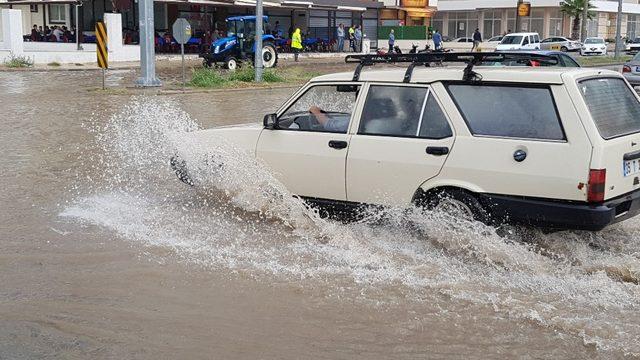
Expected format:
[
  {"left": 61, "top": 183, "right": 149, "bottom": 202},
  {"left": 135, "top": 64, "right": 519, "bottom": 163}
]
[
  {"left": 433, "top": 29, "right": 442, "bottom": 50},
  {"left": 472, "top": 28, "right": 482, "bottom": 51},
  {"left": 355, "top": 25, "right": 362, "bottom": 53},
  {"left": 336, "top": 23, "right": 345, "bottom": 52},
  {"left": 388, "top": 29, "right": 395, "bottom": 53},
  {"left": 291, "top": 27, "right": 303, "bottom": 61},
  {"left": 53, "top": 26, "right": 63, "bottom": 42},
  {"left": 30, "top": 25, "right": 38, "bottom": 42},
  {"left": 349, "top": 25, "right": 356, "bottom": 52}
]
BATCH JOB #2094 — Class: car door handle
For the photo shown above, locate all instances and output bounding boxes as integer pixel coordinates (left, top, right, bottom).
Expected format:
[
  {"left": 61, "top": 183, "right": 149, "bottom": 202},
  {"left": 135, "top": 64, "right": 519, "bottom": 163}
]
[
  {"left": 426, "top": 146, "right": 449, "bottom": 156},
  {"left": 328, "top": 140, "right": 348, "bottom": 149}
]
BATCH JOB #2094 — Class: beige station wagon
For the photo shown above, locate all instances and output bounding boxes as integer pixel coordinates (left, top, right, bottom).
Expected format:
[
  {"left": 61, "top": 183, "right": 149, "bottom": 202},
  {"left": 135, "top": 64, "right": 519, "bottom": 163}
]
[{"left": 172, "top": 53, "right": 640, "bottom": 231}]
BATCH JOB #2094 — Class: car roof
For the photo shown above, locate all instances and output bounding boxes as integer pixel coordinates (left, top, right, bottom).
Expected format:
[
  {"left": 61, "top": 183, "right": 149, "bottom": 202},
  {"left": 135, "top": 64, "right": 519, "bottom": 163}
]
[{"left": 310, "top": 66, "right": 618, "bottom": 85}]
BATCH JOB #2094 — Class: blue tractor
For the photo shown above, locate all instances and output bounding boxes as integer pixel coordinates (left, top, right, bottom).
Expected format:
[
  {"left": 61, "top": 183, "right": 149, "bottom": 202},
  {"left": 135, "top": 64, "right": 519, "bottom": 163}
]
[{"left": 200, "top": 15, "right": 278, "bottom": 70}]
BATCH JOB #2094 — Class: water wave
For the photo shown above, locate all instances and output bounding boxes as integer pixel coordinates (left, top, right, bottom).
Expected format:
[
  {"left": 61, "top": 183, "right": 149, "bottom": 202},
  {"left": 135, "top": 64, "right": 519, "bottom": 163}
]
[{"left": 61, "top": 97, "right": 640, "bottom": 356}]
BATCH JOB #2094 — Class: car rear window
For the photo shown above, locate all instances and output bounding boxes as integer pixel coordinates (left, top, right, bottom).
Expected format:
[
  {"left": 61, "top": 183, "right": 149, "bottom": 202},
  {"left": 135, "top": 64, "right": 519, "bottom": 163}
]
[
  {"left": 447, "top": 84, "right": 565, "bottom": 140},
  {"left": 578, "top": 77, "right": 640, "bottom": 139}
]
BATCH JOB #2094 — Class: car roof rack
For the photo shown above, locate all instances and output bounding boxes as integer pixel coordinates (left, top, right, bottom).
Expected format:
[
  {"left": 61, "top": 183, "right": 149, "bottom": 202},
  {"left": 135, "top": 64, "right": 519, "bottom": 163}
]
[{"left": 345, "top": 52, "right": 560, "bottom": 83}]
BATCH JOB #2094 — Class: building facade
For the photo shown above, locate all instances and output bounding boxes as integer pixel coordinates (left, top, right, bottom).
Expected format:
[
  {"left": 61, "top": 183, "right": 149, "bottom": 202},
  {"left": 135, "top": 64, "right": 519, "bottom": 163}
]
[
  {"left": 432, "top": 0, "right": 640, "bottom": 40},
  {"left": 0, "top": 0, "right": 382, "bottom": 42}
]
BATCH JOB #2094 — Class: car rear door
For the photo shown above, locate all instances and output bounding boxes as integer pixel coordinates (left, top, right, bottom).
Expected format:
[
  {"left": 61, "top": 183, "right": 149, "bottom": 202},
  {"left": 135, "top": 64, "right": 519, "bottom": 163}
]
[
  {"left": 256, "top": 82, "right": 362, "bottom": 201},
  {"left": 346, "top": 83, "right": 455, "bottom": 206}
]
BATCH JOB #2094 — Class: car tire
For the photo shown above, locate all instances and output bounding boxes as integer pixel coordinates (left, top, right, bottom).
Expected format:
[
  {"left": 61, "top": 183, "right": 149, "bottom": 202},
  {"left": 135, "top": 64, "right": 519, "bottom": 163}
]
[
  {"left": 561, "top": 46, "right": 568, "bottom": 52},
  {"left": 224, "top": 56, "right": 238, "bottom": 70},
  {"left": 423, "top": 189, "right": 490, "bottom": 224},
  {"left": 202, "top": 59, "right": 212, "bottom": 68}
]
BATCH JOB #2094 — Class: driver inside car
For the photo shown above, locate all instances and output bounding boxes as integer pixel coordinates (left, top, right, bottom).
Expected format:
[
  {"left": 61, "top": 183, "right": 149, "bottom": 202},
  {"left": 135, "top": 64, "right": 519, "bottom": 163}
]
[{"left": 309, "top": 105, "right": 350, "bottom": 132}]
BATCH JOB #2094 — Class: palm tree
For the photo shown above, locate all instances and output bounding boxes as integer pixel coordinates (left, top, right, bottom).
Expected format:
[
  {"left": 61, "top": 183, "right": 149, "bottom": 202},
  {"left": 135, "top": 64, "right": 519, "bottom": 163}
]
[{"left": 560, "top": 0, "right": 596, "bottom": 40}]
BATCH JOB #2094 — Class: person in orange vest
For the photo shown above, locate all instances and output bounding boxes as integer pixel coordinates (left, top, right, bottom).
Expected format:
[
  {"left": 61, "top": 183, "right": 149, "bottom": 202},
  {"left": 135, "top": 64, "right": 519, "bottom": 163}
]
[{"left": 291, "top": 28, "right": 303, "bottom": 62}]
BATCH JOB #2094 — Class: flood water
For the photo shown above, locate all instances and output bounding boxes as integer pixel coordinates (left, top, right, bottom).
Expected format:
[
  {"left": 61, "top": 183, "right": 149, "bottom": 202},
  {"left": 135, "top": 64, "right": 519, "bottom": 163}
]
[{"left": 1, "top": 68, "right": 640, "bottom": 359}]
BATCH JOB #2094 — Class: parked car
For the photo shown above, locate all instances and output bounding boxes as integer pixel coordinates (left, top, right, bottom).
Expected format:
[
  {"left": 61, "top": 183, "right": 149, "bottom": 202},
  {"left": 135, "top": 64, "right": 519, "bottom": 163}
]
[
  {"left": 581, "top": 37, "right": 607, "bottom": 56},
  {"left": 622, "top": 51, "right": 640, "bottom": 85},
  {"left": 452, "top": 37, "right": 474, "bottom": 43},
  {"left": 540, "top": 36, "right": 581, "bottom": 52},
  {"left": 626, "top": 37, "right": 640, "bottom": 53},
  {"left": 480, "top": 50, "right": 580, "bottom": 67},
  {"left": 486, "top": 36, "right": 503, "bottom": 44},
  {"left": 495, "top": 32, "right": 541, "bottom": 51},
  {"left": 171, "top": 54, "right": 640, "bottom": 231}
]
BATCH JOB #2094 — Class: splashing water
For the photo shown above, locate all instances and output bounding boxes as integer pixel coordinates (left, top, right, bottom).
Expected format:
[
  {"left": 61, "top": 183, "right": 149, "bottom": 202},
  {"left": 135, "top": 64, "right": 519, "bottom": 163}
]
[{"left": 61, "top": 97, "right": 640, "bottom": 356}]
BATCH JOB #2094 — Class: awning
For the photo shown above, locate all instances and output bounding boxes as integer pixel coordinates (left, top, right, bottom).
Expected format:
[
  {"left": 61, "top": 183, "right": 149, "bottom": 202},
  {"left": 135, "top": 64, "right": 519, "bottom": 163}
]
[
  {"left": 403, "top": 7, "right": 435, "bottom": 17},
  {"left": 2, "top": 0, "right": 81, "bottom": 3}
]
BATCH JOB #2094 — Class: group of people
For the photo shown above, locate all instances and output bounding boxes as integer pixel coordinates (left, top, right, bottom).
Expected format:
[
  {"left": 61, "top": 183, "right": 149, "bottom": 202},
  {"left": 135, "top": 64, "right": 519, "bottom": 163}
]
[
  {"left": 29, "top": 24, "right": 75, "bottom": 42},
  {"left": 387, "top": 27, "right": 483, "bottom": 53},
  {"left": 336, "top": 24, "right": 363, "bottom": 52}
]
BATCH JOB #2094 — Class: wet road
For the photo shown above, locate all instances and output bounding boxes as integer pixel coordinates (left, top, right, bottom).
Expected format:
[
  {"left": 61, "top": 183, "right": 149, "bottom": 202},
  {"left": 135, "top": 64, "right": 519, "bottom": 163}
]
[{"left": 1, "top": 68, "right": 640, "bottom": 359}]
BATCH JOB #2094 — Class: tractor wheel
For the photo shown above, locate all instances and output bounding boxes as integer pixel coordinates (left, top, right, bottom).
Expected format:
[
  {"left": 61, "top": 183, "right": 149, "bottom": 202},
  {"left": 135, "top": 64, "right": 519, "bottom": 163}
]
[
  {"left": 224, "top": 57, "right": 238, "bottom": 70},
  {"left": 261, "top": 44, "right": 278, "bottom": 68}
]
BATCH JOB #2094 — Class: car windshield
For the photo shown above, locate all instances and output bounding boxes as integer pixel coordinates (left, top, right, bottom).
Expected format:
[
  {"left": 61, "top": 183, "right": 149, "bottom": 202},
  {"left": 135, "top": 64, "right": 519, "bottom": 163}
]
[
  {"left": 579, "top": 78, "right": 640, "bottom": 139},
  {"left": 633, "top": 38, "right": 640, "bottom": 43},
  {"left": 500, "top": 35, "right": 522, "bottom": 44},
  {"left": 633, "top": 52, "right": 640, "bottom": 61},
  {"left": 585, "top": 38, "right": 604, "bottom": 44}
]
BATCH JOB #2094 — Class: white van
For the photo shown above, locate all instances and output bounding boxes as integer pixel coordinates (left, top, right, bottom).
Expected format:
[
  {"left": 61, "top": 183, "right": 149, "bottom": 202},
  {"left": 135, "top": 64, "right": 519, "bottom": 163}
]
[{"left": 496, "top": 32, "right": 541, "bottom": 51}]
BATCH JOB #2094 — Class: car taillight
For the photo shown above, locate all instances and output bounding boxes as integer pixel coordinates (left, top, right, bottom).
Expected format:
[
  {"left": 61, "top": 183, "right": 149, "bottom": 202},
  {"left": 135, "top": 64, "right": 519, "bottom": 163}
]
[
  {"left": 623, "top": 65, "right": 632, "bottom": 73},
  {"left": 588, "top": 169, "right": 606, "bottom": 203}
]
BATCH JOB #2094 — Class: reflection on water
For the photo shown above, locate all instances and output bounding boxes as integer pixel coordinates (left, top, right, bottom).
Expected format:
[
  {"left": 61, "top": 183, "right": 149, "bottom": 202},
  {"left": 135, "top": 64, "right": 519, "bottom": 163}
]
[{"left": 61, "top": 97, "right": 640, "bottom": 357}]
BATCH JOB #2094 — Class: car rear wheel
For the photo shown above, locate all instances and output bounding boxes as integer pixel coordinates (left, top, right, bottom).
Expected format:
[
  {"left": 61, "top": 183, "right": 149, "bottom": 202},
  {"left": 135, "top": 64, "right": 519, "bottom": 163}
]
[
  {"left": 425, "top": 189, "right": 490, "bottom": 224},
  {"left": 561, "top": 46, "right": 568, "bottom": 52}
]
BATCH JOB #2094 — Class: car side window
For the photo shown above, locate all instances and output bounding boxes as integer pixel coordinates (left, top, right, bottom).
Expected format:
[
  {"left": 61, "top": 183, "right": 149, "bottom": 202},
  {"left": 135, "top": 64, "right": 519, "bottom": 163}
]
[
  {"left": 447, "top": 84, "right": 565, "bottom": 141},
  {"left": 359, "top": 85, "right": 453, "bottom": 139},
  {"left": 534, "top": 35, "right": 540, "bottom": 43},
  {"left": 278, "top": 84, "right": 360, "bottom": 133},
  {"left": 523, "top": 37, "right": 529, "bottom": 45}
]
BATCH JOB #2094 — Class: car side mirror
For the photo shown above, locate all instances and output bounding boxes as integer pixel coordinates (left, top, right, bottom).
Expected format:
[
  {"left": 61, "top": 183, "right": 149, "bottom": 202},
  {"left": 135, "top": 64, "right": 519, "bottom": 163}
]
[{"left": 263, "top": 113, "right": 278, "bottom": 129}]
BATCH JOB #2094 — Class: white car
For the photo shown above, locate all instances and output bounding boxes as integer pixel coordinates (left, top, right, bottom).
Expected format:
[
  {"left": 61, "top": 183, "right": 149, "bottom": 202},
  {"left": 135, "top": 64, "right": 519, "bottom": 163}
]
[
  {"left": 486, "top": 36, "right": 503, "bottom": 44},
  {"left": 581, "top": 37, "right": 607, "bottom": 55},
  {"left": 495, "top": 32, "right": 541, "bottom": 51},
  {"left": 540, "top": 36, "right": 581, "bottom": 52},
  {"left": 171, "top": 53, "right": 640, "bottom": 231}
]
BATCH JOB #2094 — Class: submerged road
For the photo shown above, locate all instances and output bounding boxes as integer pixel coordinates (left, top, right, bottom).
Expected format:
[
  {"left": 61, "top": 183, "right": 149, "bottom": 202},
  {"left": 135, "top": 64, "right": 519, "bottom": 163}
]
[{"left": 1, "top": 68, "right": 639, "bottom": 359}]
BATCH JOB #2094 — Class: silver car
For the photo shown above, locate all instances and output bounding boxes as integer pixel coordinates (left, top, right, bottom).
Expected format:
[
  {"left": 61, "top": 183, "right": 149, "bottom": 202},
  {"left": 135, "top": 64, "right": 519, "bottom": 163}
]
[
  {"left": 540, "top": 36, "right": 581, "bottom": 52},
  {"left": 623, "top": 52, "right": 640, "bottom": 86}
]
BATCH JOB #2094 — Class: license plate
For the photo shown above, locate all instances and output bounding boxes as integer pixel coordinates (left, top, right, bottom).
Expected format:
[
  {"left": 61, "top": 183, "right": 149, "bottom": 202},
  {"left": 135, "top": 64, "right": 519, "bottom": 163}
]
[{"left": 624, "top": 158, "right": 640, "bottom": 176}]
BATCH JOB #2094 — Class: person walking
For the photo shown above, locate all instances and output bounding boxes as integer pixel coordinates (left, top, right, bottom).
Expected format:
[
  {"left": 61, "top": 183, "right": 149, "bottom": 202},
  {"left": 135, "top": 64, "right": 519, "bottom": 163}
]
[
  {"left": 292, "top": 28, "right": 303, "bottom": 61},
  {"left": 432, "top": 29, "right": 442, "bottom": 50},
  {"left": 336, "top": 23, "right": 345, "bottom": 52},
  {"left": 348, "top": 25, "right": 356, "bottom": 52},
  {"left": 472, "top": 28, "right": 482, "bottom": 51},
  {"left": 354, "top": 25, "right": 363, "bottom": 53},
  {"left": 388, "top": 29, "right": 395, "bottom": 53}
]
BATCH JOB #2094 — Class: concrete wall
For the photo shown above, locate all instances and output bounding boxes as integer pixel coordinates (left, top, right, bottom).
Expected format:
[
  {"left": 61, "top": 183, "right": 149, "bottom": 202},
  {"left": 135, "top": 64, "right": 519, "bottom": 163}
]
[{"left": 0, "top": 8, "right": 139, "bottom": 64}]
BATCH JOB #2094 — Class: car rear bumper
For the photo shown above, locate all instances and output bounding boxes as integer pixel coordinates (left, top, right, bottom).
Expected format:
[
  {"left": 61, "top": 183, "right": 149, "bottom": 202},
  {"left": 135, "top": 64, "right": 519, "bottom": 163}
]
[{"left": 479, "top": 189, "right": 640, "bottom": 231}]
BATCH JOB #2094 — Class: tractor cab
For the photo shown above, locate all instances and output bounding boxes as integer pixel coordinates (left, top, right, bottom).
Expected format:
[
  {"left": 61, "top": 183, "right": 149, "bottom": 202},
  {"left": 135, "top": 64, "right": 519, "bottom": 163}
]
[{"left": 201, "top": 15, "right": 277, "bottom": 70}]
